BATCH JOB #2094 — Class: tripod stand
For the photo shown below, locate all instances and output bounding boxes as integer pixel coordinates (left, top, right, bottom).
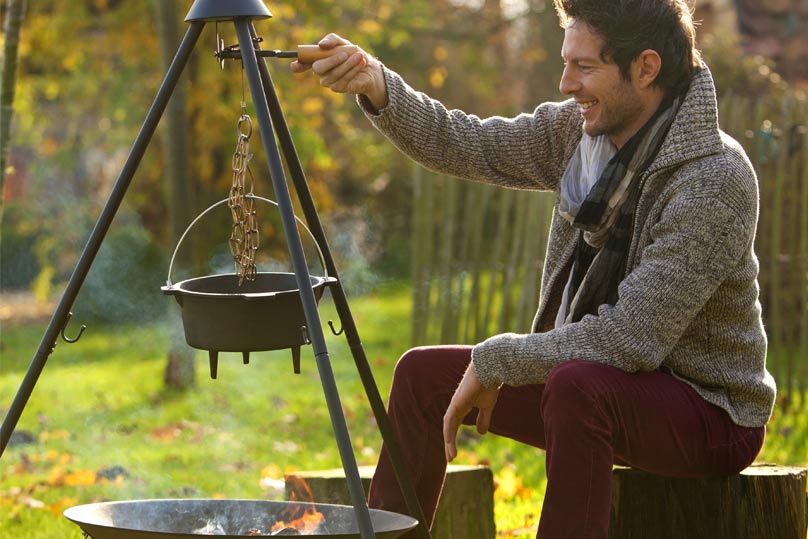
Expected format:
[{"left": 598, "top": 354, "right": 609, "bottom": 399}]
[{"left": 0, "top": 2, "right": 431, "bottom": 538}]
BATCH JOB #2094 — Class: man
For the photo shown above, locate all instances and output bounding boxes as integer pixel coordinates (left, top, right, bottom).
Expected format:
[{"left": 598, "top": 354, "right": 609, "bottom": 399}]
[{"left": 293, "top": 0, "right": 777, "bottom": 537}]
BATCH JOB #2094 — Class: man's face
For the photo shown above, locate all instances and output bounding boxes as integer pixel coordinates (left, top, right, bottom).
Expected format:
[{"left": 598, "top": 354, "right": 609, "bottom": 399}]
[{"left": 559, "top": 20, "right": 645, "bottom": 149}]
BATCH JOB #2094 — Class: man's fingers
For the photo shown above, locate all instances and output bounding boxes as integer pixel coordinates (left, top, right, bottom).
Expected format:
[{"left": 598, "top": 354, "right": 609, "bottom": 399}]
[
  {"left": 319, "top": 32, "right": 349, "bottom": 48},
  {"left": 290, "top": 60, "right": 312, "bottom": 74},
  {"left": 338, "top": 61, "right": 367, "bottom": 92},
  {"left": 442, "top": 408, "right": 461, "bottom": 462},
  {"left": 317, "top": 52, "right": 362, "bottom": 78},
  {"left": 445, "top": 437, "right": 457, "bottom": 462},
  {"left": 312, "top": 51, "right": 350, "bottom": 77},
  {"left": 476, "top": 406, "right": 493, "bottom": 435},
  {"left": 317, "top": 53, "right": 365, "bottom": 92}
]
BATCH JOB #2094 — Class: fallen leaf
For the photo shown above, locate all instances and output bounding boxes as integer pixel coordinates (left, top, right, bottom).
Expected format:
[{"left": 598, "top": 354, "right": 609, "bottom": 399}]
[
  {"left": 39, "top": 430, "right": 71, "bottom": 442},
  {"left": 49, "top": 497, "right": 78, "bottom": 517},
  {"left": 150, "top": 423, "right": 183, "bottom": 442},
  {"left": 18, "top": 495, "right": 46, "bottom": 509},
  {"left": 47, "top": 466, "right": 66, "bottom": 486},
  {"left": 64, "top": 469, "right": 97, "bottom": 486},
  {"left": 219, "top": 461, "right": 249, "bottom": 473},
  {"left": 261, "top": 463, "right": 282, "bottom": 480},
  {"left": 8, "top": 454, "right": 34, "bottom": 475},
  {"left": 494, "top": 466, "right": 533, "bottom": 501}
]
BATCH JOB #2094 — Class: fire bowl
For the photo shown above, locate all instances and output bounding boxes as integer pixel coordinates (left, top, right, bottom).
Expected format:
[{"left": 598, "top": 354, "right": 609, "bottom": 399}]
[{"left": 64, "top": 499, "right": 418, "bottom": 538}]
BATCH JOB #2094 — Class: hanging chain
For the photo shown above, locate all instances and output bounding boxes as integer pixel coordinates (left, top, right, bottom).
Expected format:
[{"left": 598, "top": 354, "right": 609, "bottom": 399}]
[{"left": 228, "top": 92, "right": 259, "bottom": 286}]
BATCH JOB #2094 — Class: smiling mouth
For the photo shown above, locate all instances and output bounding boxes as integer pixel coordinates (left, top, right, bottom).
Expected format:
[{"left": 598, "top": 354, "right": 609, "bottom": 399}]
[{"left": 579, "top": 100, "right": 598, "bottom": 110}]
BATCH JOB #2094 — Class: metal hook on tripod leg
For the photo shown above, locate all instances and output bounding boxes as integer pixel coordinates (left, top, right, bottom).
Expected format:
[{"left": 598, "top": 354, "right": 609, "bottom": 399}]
[
  {"left": 328, "top": 320, "right": 344, "bottom": 336},
  {"left": 60, "top": 312, "right": 87, "bottom": 344}
]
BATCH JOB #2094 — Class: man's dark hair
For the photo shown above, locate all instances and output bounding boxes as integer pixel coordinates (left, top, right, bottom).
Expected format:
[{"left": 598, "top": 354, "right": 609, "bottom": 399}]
[{"left": 554, "top": 0, "right": 701, "bottom": 96}]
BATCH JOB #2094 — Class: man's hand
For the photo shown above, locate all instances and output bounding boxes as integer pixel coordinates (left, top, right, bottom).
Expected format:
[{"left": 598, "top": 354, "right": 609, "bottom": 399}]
[
  {"left": 443, "top": 362, "right": 499, "bottom": 462},
  {"left": 291, "top": 33, "right": 389, "bottom": 111}
]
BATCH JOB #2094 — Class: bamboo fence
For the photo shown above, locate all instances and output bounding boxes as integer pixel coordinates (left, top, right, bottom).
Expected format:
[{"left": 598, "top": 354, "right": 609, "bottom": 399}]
[{"left": 408, "top": 90, "right": 808, "bottom": 406}]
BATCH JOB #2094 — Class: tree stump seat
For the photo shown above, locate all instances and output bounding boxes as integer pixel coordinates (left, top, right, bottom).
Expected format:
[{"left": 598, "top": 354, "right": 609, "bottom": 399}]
[
  {"left": 609, "top": 464, "right": 808, "bottom": 539},
  {"left": 284, "top": 464, "right": 495, "bottom": 539},
  {"left": 286, "top": 463, "right": 807, "bottom": 538}
]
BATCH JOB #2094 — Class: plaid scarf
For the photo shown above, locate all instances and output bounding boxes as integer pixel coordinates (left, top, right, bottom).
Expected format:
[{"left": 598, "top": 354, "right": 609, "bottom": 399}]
[{"left": 561, "top": 95, "right": 681, "bottom": 324}]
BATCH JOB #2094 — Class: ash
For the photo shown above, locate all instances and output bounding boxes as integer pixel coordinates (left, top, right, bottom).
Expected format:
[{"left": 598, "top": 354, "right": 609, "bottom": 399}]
[
  {"left": 193, "top": 520, "right": 226, "bottom": 534},
  {"left": 192, "top": 521, "right": 302, "bottom": 535}
]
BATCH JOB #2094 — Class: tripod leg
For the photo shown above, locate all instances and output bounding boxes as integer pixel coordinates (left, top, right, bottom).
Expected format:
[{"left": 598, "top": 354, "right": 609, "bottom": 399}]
[
  {"left": 0, "top": 22, "right": 205, "bottom": 458},
  {"left": 249, "top": 25, "right": 432, "bottom": 539},
  {"left": 234, "top": 20, "right": 377, "bottom": 539}
]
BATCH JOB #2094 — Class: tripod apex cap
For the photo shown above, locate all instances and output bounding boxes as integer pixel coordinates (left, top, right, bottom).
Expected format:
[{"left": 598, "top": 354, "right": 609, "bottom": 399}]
[{"left": 185, "top": 0, "right": 272, "bottom": 22}]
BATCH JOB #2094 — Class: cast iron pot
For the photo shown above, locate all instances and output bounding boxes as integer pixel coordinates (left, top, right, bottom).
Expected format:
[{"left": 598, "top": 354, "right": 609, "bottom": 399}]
[
  {"left": 64, "top": 499, "right": 418, "bottom": 538},
  {"left": 163, "top": 271, "right": 335, "bottom": 352},
  {"left": 162, "top": 196, "right": 335, "bottom": 355}
]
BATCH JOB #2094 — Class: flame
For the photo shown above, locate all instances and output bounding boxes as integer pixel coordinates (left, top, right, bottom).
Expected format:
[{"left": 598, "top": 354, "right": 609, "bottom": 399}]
[
  {"left": 270, "top": 476, "right": 325, "bottom": 534},
  {"left": 269, "top": 507, "right": 325, "bottom": 534}
]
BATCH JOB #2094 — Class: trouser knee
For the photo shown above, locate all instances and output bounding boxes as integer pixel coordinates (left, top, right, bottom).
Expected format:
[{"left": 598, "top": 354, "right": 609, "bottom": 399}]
[
  {"left": 389, "top": 346, "right": 470, "bottom": 415},
  {"left": 541, "top": 360, "right": 612, "bottom": 421},
  {"left": 389, "top": 347, "right": 440, "bottom": 404}
]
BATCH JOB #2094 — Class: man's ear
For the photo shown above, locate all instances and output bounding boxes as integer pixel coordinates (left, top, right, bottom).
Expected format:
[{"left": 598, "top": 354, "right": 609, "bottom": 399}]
[{"left": 633, "top": 49, "right": 662, "bottom": 89}]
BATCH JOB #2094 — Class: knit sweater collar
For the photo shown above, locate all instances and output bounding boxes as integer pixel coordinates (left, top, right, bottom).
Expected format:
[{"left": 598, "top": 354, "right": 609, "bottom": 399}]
[{"left": 646, "top": 64, "right": 723, "bottom": 175}]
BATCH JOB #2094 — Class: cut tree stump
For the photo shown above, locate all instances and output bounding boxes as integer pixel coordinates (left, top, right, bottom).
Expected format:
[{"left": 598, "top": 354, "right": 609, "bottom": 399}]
[
  {"left": 285, "top": 464, "right": 495, "bottom": 539},
  {"left": 609, "top": 464, "right": 808, "bottom": 539}
]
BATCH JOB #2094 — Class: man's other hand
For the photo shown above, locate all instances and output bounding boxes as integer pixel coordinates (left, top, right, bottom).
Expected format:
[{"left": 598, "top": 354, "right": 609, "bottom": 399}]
[{"left": 443, "top": 362, "right": 500, "bottom": 462}]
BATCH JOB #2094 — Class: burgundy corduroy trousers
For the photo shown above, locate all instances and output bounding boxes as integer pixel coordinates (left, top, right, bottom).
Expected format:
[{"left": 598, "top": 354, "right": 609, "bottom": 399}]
[{"left": 367, "top": 345, "right": 765, "bottom": 539}]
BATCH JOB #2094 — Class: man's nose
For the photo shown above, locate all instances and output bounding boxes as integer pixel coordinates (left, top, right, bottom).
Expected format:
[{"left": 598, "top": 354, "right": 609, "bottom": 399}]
[{"left": 559, "top": 66, "right": 577, "bottom": 95}]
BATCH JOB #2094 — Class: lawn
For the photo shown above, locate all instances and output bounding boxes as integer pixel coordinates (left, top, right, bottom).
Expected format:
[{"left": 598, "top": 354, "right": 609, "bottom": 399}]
[{"left": 1, "top": 282, "right": 806, "bottom": 538}]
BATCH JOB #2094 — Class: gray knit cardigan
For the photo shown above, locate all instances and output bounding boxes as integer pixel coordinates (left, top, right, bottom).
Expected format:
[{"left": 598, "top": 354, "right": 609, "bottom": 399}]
[{"left": 359, "top": 65, "right": 776, "bottom": 428}]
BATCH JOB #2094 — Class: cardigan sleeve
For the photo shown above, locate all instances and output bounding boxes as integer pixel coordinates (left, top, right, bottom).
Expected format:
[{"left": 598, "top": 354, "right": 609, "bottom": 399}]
[{"left": 357, "top": 66, "right": 582, "bottom": 192}]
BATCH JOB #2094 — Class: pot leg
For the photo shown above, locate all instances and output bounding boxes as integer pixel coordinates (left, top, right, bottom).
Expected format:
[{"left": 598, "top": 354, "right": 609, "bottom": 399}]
[
  {"left": 209, "top": 351, "right": 219, "bottom": 379},
  {"left": 292, "top": 347, "right": 301, "bottom": 375},
  {"left": 242, "top": 351, "right": 250, "bottom": 365}
]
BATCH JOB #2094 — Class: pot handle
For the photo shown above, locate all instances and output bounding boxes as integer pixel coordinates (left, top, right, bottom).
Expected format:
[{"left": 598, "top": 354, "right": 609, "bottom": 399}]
[{"left": 165, "top": 195, "right": 329, "bottom": 287}]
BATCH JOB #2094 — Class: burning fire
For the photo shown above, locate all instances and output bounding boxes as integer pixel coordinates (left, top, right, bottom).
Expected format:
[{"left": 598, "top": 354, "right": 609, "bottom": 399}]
[{"left": 269, "top": 476, "right": 325, "bottom": 534}]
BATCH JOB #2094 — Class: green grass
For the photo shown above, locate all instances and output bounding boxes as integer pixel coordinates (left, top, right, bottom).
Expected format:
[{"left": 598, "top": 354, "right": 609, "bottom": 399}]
[{"left": 1, "top": 283, "right": 806, "bottom": 538}]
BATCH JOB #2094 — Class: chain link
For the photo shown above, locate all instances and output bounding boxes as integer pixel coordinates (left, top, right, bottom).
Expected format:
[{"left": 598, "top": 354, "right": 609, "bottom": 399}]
[{"left": 228, "top": 112, "right": 259, "bottom": 285}]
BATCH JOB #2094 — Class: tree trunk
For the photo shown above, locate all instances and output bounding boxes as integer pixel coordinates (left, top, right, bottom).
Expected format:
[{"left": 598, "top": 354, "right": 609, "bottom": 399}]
[
  {"left": 410, "top": 163, "right": 435, "bottom": 346},
  {"left": 0, "top": 0, "right": 27, "bottom": 225},
  {"left": 481, "top": 190, "right": 514, "bottom": 340},
  {"left": 497, "top": 192, "right": 528, "bottom": 333},
  {"left": 438, "top": 175, "right": 459, "bottom": 344},
  {"left": 154, "top": 0, "right": 195, "bottom": 389},
  {"left": 800, "top": 103, "right": 808, "bottom": 407},
  {"left": 515, "top": 193, "right": 544, "bottom": 332},
  {"left": 452, "top": 183, "right": 475, "bottom": 342},
  {"left": 410, "top": 163, "right": 429, "bottom": 345},
  {"left": 462, "top": 184, "right": 489, "bottom": 343},
  {"left": 769, "top": 95, "right": 787, "bottom": 401}
]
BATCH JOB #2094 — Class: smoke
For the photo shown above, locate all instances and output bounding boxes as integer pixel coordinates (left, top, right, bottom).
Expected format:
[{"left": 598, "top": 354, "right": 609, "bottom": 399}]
[
  {"left": 323, "top": 209, "right": 382, "bottom": 296},
  {"left": 73, "top": 217, "right": 167, "bottom": 324}
]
